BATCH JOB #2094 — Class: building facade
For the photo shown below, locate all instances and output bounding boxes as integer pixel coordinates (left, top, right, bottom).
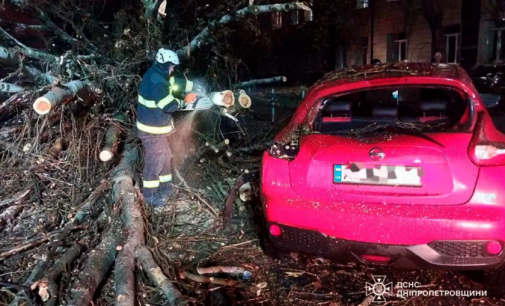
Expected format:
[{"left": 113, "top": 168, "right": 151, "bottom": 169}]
[{"left": 346, "top": 0, "right": 490, "bottom": 70}]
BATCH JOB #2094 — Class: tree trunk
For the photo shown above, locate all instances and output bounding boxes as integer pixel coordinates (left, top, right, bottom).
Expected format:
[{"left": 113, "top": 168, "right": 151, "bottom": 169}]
[
  {"left": 430, "top": 24, "right": 446, "bottom": 60},
  {"left": 421, "top": 0, "right": 445, "bottom": 60}
]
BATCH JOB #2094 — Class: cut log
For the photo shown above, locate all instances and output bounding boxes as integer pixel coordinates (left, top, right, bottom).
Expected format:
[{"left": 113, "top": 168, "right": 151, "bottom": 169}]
[
  {"left": 0, "top": 82, "right": 24, "bottom": 93},
  {"left": 99, "top": 114, "right": 127, "bottom": 162},
  {"left": 208, "top": 90, "right": 235, "bottom": 108},
  {"left": 235, "top": 76, "right": 287, "bottom": 88},
  {"left": 33, "top": 81, "right": 89, "bottom": 115},
  {"left": 234, "top": 92, "right": 252, "bottom": 110}
]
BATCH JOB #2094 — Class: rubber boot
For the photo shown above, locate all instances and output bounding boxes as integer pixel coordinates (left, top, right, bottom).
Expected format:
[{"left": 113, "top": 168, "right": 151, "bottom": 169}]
[
  {"left": 158, "top": 182, "right": 174, "bottom": 198},
  {"left": 143, "top": 188, "right": 166, "bottom": 207}
]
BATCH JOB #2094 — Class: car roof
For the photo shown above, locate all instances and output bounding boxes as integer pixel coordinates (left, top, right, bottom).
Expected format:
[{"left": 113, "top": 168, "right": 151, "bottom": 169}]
[{"left": 313, "top": 62, "right": 466, "bottom": 88}]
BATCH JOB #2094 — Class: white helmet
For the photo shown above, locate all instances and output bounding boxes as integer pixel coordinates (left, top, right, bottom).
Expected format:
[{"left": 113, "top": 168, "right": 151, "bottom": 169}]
[{"left": 155, "top": 48, "right": 179, "bottom": 65}]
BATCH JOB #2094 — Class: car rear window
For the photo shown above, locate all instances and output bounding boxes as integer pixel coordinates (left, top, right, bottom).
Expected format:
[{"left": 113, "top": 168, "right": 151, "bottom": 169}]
[{"left": 313, "top": 86, "right": 471, "bottom": 135}]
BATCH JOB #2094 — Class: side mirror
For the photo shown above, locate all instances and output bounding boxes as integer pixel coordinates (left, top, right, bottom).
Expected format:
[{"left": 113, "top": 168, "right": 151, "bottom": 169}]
[{"left": 480, "top": 93, "right": 500, "bottom": 108}]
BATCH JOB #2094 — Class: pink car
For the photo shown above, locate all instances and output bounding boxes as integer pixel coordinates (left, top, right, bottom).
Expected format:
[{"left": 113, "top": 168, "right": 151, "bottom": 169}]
[{"left": 261, "top": 62, "right": 505, "bottom": 274}]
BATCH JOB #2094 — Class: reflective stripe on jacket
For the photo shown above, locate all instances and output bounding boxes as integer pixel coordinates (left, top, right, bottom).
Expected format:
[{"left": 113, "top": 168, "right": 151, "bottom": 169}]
[{"left": 136, "top": 63, "right": 183, "bottom": 135}]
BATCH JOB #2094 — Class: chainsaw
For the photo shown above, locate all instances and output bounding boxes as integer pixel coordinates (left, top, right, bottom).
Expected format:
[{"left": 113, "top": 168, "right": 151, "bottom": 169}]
[
  {"left": 178, "top": 93, "right": 214, "bottom": 111},
  {"left": 177, "top": 83, "right": 215, "bottom": 112}
]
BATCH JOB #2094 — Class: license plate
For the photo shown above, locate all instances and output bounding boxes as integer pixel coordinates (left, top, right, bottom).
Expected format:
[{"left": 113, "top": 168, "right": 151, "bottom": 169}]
[{"left": 334, "top": 164, "right": 423, "bottom": 186}]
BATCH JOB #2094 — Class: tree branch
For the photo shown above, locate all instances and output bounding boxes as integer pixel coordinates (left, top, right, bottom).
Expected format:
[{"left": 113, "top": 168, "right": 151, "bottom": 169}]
[
  {"left": 177, "top": 2, "right": 312, "bottom": 57},
  {"left": 0, "top": 26, "right": 59, "bottom": 62},
  {"left": 0, "top": 82, "right": 24, "bottom": 93},
  {"left": 0, "top": 46, "right": 18, "bottom": 66}
]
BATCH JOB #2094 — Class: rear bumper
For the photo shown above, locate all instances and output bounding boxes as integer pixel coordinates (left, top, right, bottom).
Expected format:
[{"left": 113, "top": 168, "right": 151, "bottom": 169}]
[
  {"left": 262, "top": 195, "right": 505, "bottom": 245},
  {"left": 269, "top": 223, "right": 505, "bottom": 270}
]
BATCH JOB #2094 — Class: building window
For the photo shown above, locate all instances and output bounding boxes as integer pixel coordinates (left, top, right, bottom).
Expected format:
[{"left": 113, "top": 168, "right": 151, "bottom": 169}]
[
  {"left": 357, "top": 0, "right": 369, "bottom": 9},
  {"left": 271, "top": 12, "right": 282, "bottom": 29},
  {"left": 445, "top": 33, "right": 460, "bottom": 63},
  {"left": 394, "top": 39, "right": 407, "bottom": 61},
  {"left": 291, "top": 10, "right": 299, "bottom": 25}
]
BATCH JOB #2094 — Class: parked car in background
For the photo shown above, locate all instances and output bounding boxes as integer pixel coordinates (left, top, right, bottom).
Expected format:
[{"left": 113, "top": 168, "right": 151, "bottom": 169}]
[{"left": 261, "top": 62, "right": 505, "bottom": 280}]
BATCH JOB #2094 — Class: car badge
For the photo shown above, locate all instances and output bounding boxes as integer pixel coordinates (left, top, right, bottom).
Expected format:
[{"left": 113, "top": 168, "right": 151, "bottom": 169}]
[{"left": 370, "top": 148, "right": 385, "bottom": 161}]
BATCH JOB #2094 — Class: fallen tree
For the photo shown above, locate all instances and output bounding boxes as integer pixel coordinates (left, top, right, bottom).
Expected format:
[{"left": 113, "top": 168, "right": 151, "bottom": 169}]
[{"left": 0, "top": 1, "right": 312, "bottom": 305}]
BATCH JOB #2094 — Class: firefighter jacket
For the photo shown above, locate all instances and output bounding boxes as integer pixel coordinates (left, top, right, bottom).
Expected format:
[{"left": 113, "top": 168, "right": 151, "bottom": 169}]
[{"left": 136, "top": 62, "right": 192, "bottom": 135}]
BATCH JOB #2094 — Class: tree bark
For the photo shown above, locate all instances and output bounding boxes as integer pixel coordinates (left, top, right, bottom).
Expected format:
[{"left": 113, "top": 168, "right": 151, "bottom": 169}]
[
  {"left": 112, "top": 145, "right": 143, "bottom": 306},
  {"left": 112, "top": 145, "right": 185, "bottom": 306},
  {"left": 67, "top": 222, "right": 122, "bottom": 306},
  {"left": 137, "top": 247, "right": 186, "bottom": 306},
  {"left": 33, "top": 81, "right": 89, "bottom": 115},
  {"left": 35, "top": 244, "right": 84, "bottom": 306}
]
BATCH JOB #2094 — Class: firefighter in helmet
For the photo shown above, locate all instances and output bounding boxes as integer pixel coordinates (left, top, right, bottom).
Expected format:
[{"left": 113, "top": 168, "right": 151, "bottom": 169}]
[{"left": 136, "top": 48, "right": 196, "bottom": 206}]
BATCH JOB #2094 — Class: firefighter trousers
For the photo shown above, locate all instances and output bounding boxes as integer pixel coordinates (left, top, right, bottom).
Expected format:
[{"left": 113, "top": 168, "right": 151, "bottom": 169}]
[{"left": 139, "top": 133, "right": 172, "bottom": 197}]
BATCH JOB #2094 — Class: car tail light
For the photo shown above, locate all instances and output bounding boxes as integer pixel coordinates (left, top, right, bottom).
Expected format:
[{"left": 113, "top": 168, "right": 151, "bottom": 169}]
[
  {"left": 468, "top": 112, "right": 505, "bottom": 166},
  {"left": 269, "top": 224, "right": 282, "bottom": 237},
  {"left": 267, "top": 141, "right": 299, "bottom": 160},
  {"left": 361, "top": 254, "right": 391, "bottom": 263},
  {"left": 484, "top": 241, "right": 502, "bottom": 256}
]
